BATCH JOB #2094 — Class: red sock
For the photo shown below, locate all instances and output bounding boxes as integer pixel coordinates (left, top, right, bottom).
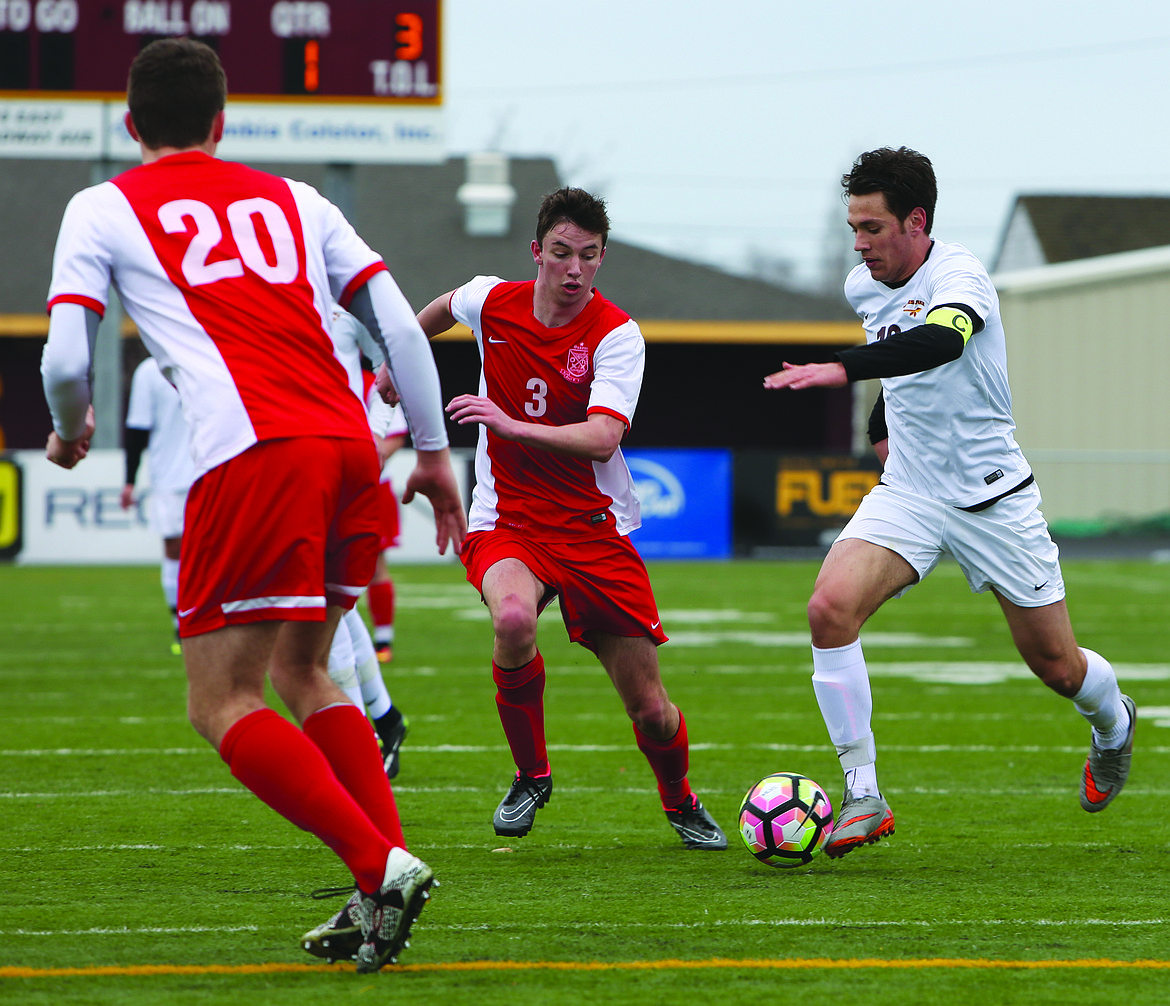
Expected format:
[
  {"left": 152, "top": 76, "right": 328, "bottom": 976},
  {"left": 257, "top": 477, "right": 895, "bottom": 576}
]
[
  {"left": 634, "top": 709, "right": 692, "bottom": 808},
  {"left": 303, "top": 703, "right": 406, "bottom": 850},
  {"left": 367, "top": 580, "right": 395, "bottom": 630},
  {"left": 493, "top": 653, "right": 549, "bottom": 777},
  {"left": 219, "top": 708, "right": 389, "bottom": 892}
]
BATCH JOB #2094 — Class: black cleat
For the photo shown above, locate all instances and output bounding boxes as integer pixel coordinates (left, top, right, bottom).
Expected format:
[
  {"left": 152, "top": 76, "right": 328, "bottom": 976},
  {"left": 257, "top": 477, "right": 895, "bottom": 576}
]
[
  {"left": 301, "top": 889, "right": 362, "bottom": 963},
  {"left": 374, "top": 709, "right": 409, "bottom": 781},
  {"left": 664, "top": 794, "right": 728, "bottom": 850},
  {"left": 492, "top": 771, "right": 553, "bottom": 837},
  {"left": 355, "top": 849, "right": 435, "bottom": 974}
]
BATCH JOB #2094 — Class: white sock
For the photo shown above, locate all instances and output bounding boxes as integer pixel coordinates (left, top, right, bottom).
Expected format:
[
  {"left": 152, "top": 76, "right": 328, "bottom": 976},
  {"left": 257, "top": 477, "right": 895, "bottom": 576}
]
[
  {"left": 845, "top": 764, "right": 879, "bottom": 799},
  {"left": 812, "top": 639, "right": 880, "bottom": 798},
  {"left": 326, "top": 620, "right": 363, "bottom": 708},
  {"left": 342, "top": 609, "right": 393, "bottom": 718},
  {"left": 359, "top": 657, "right": 392, "bottom": 720},
  {"left": 1074, "top": 647, "right": 1128, "bottom": 748},
  {"left": 345, "top": 608, "right": 377, "bottom": 666}
]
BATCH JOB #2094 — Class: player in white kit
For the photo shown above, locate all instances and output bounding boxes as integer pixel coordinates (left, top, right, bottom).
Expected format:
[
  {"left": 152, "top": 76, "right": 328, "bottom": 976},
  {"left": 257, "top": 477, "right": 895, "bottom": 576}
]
[
  {"left": 764, "top": 147, "right": 1134, "bottom": 857},
  {"left": 121, "top": 356, "right": 196, "bottom": 653},
  {"left": 41, "top": 38, "right": 464, "bottom": 971}
]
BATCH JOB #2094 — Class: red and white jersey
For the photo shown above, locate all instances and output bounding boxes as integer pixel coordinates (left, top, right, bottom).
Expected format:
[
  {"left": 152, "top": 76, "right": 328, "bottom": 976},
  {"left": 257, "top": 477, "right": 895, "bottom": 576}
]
[
  {"left": 47, "top": 151, "right": 381, "bottom": 478},
  {"left": 450, "top": 276, "right": 644, "bottom": 541}
]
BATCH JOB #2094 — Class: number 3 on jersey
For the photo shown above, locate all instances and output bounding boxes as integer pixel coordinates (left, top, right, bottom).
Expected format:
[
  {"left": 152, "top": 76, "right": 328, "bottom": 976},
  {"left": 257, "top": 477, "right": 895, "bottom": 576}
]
[
  {"left": 525, "top": 377, "right": 548, "bottom": 417},
  {"left": 158, "top": 197, "right": 299, "bottom": 287}
]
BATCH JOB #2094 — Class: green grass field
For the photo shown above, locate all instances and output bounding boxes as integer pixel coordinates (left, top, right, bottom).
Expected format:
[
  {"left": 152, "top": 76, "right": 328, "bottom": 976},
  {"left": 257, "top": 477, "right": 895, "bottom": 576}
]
[{"left": 2, "top": 558, "right": 1168, "bottom": 1005}]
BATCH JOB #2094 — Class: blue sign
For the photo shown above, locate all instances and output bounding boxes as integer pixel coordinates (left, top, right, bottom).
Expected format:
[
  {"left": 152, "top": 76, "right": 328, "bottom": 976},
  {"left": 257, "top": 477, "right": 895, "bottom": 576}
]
[{"left": 624, "top": 448, "right": 731, "bottom": 559}]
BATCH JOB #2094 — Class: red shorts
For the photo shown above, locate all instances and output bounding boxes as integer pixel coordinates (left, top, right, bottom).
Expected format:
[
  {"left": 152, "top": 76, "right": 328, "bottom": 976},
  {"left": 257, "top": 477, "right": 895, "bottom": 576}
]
[
  {"left": 460, "top": 529, "right": 668, "bottom": 653},
  {"left": 178, "top": 437, "right": 381, "bottom": 638},
  {"left": 375, "top": 478, "right": 400, "bottom": 551}
]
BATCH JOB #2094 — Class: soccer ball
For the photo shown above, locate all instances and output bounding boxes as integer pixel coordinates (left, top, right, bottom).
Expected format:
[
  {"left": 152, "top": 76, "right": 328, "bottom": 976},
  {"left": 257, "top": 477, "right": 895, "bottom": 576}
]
[{"left": 738, "top": 772, "right": 834, "bottom": 868}]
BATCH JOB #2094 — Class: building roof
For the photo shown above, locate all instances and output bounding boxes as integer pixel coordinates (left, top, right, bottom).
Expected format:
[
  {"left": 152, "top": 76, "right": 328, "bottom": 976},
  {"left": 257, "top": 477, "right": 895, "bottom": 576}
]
[
  {"left": 0, "top": 154, "right": 854, "bottom": 324},
  {"left": 993, "top": 194, "right": 1170, "bottom": 272}
]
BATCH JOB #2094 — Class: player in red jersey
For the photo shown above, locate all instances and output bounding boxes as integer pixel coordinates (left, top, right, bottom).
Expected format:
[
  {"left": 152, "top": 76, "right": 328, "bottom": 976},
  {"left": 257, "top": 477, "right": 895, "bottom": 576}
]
[
  {"left": 41, "top": 38, "right": 464, "bottom": 972},
  {"left": 414, "top": 187, "right": 726, "bottom": 850}
]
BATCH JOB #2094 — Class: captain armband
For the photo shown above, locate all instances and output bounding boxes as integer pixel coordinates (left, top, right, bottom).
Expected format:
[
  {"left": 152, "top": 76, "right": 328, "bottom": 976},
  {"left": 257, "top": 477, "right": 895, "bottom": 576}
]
[{"left": 925, "top": 306, "right": 975, "bottom": 344}]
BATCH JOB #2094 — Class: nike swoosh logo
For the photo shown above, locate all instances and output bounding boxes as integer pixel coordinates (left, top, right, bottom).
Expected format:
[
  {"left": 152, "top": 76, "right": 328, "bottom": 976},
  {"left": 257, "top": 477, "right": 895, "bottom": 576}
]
[
  {"left": 1082, "top": 767, "right": 1113, "bottom": 804},
  {"left": 1034, "top": 581, "right": 1049, "bottom": 591},
  {"left": 678, "top": 827, "right": 720, "bottom": 843},
  {"left": 650, "top": 621, "right": 660, "bottom": 630},
  {"left": 488, "top": 337, "right": 507, "bottom": 344},
  {"left": 178, "top": 607, "right": 198, "bottom": 618},
  {"left": 498, "top": 794, "right": 540, "bottom": 821}
]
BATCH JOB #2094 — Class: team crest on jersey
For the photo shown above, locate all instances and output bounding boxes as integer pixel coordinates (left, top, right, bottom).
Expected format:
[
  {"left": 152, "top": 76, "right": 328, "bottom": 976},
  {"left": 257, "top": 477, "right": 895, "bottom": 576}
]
[
  {"left": 559, "top": 342, "right": 592, "bottom": 383},
  {"left": 903, "top": 298, "right": 926, "bottom": 318}
]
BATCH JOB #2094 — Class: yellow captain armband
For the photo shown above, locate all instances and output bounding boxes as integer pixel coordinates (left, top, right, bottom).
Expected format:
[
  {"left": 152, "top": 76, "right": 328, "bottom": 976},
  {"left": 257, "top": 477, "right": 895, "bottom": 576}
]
[{"left": 926, "top": 306, "right": 974, "bottom": 343}]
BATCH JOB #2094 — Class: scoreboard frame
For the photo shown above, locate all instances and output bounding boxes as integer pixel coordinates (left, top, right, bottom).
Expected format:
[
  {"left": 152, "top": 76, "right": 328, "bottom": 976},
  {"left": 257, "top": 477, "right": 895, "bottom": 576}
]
[{"left": 0, "top": 1, "right": 442, "bottom": 105}]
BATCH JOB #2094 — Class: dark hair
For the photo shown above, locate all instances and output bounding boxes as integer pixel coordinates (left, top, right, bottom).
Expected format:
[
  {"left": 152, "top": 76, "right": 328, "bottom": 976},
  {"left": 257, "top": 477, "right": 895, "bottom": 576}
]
[
  {"left": 841, "top": 147, "right": 937, "bottom": 234},
  {"left": 127, "top": 37, "right": 226, "bottom": 150},
  {"left": 535, "top": 187, "right": 610, "bottom": 247}
]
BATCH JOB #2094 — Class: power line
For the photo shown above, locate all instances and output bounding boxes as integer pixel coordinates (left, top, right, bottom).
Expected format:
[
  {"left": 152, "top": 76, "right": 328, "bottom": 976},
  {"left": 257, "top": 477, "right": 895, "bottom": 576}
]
[{"left": 449, "top": 35, "right": 1170, "bottom": 98}]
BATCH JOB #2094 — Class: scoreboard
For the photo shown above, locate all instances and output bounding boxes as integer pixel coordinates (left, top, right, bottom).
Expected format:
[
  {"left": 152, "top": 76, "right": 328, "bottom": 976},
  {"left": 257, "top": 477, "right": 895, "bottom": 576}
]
[{"left": 0, "top": 1, "right": 441, "bottom": 102}]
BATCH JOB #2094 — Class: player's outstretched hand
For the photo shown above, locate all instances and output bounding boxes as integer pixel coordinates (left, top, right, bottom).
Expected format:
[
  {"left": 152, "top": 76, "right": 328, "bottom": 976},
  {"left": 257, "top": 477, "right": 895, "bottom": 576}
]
[
  {"left": 46, "top": 404, "right": 95, "bottom": 469},
  {"left": 446, "top": 394, "right": 515, "bottom": 439},
  {"left": 763, "top": 361, "right": 848, "bottom": 391},
  {"left": 402, "top": 447, "right": 467, "bottom": 555},
  {"left": 375, "top": 361, "right": 401, "bottom": 406}
]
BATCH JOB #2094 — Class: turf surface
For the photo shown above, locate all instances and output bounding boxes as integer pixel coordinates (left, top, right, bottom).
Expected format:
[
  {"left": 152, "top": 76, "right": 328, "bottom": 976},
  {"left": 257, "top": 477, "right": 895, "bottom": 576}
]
[{"left": 1, "top": 559, "right": 1168, "bottom": 1004}]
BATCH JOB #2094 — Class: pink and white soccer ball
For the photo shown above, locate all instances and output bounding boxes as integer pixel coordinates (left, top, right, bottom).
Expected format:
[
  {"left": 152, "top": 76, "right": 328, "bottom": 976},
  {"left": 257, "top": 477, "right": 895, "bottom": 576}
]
[{"left": 738, "top": 772, "right": 834, "bottom": 868}]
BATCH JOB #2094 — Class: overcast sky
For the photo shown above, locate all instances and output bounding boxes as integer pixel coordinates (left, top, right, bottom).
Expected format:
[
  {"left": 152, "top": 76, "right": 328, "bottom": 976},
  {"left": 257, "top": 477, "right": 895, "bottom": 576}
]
[{"left": 439, "top": 0, "right": 1170, "bottom": 292}]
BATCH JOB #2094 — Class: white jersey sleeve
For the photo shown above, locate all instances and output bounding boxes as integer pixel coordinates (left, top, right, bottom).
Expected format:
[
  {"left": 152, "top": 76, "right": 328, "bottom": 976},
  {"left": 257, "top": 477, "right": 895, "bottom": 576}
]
[
  {"left": 285, "top": 178, "right": 386, "bottom": 305},
  {"left": 449, "top": 275, "right": 506, "bottom": 339},
  {"left": 41, "top": 301, "right": 96, "bottom": 440},
  {"left": 587, "top": 319, "right": 644, "bottom": 429}
]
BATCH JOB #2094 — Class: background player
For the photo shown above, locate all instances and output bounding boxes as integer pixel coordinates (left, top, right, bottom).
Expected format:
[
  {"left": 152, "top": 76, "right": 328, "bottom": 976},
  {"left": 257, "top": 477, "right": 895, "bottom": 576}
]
[
  {"left": 42, "top": 38, "right": 464, "bottom": 972},
  {"left": 414, "top": 186, "right": 726, "bottom": 851},
  {"left": 764, "top": 146, "right": 1134, "bottom": 858},
  {"left": 326, "top": 306, "right": 410, "bottom": 778},
  {"left": 363, "top": 368, "right": 407, "bottom": 664},
  {"left": 121, "top": 355, "right": 195, "bottom": 654},
  {"left": 361, "top": 372, "right": 410, "bottom": 769},
  {"left": 326, "top": 606, "right": 406, "bottom": 778}
]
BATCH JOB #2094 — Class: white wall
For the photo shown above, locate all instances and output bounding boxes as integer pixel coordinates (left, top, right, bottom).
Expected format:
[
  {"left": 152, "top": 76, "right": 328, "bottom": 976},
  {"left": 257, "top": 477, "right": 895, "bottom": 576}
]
[{"left": 997, "top": 247, "right": 1170, "bottom": 523}]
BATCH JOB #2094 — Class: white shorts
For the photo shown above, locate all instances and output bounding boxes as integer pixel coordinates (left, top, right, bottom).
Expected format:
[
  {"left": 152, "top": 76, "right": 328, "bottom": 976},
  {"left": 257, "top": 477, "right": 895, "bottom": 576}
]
[
  {"left": 150, "top": 487, "right": 189, "bottom": 540},
  {"left": 837, "top": 482, "right": 1065, "bottom": 607}
]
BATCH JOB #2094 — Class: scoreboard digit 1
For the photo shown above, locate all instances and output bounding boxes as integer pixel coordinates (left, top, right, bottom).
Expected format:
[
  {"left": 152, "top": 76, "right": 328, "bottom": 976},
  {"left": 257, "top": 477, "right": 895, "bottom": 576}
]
[{"left": 0, "top": 1, "right": 442, "bottom": 103}]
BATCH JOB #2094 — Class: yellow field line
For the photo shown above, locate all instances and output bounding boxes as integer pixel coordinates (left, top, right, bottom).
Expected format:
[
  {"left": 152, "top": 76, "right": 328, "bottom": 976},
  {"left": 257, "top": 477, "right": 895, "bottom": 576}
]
[{"left": 4, "top": 957, "right": 1170, "bottom": 978}]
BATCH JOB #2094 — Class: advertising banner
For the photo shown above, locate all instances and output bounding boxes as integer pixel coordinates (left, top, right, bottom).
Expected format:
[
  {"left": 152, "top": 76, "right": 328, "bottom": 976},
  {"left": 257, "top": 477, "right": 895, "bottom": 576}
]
[
  {"left": 734, "top": 451, "right": 881, "bottom": 552},
  {"left": 11, "top": 449, "right": 159, "bottom": 564},
  {"left": 0, "top": 98, "right": 444, "bottom": 163},
  {"left": 7, "top": 448, "right": 468, "bottom": 565},
  {"left": 624, "top": 448, "right": 732, "bottom": 560}
]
